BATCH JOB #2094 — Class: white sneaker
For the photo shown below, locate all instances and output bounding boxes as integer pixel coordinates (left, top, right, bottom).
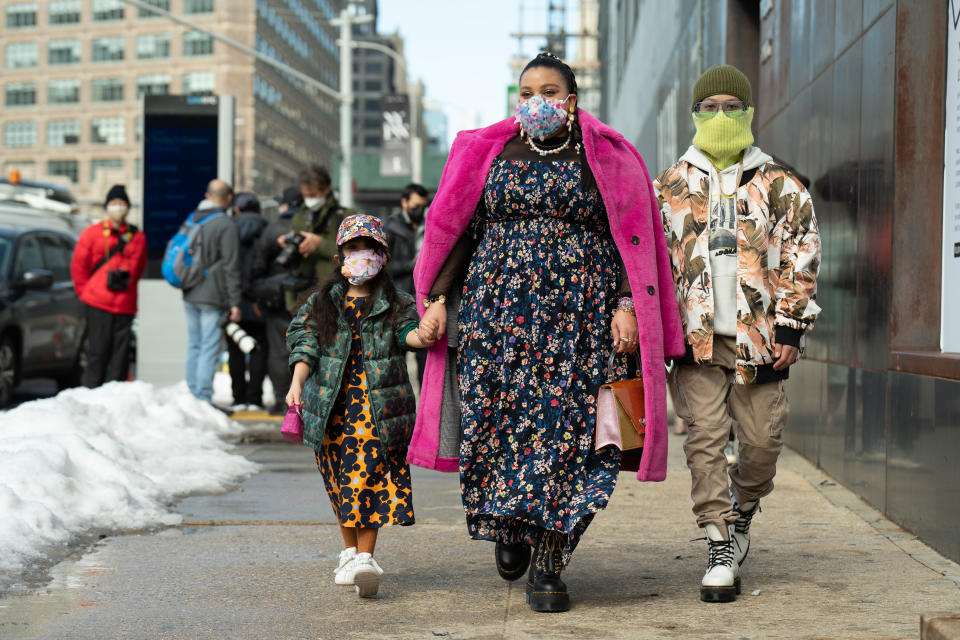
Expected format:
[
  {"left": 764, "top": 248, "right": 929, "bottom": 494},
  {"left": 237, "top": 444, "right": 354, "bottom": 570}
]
[
  {"left": 229, "top": 403, "right": 248, "bottom": 413},
  {"left": 700, "top": 524, "right": 740, "bottom": 603},
  {"left": 352, "top": 552, "right": 382, "bottom": 597},
  {"left": 334, "top": 547, "right": 357, "bottom": 586}
]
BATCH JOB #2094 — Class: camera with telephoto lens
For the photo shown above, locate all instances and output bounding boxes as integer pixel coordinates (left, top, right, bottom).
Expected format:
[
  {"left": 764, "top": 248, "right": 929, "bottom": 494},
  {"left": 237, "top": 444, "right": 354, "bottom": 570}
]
[
  {"left": 275, "top": 231, "right": 305, "bottom": 267},
  {"left": 218, "top": 312, "right": 257, "bottom": 354}
]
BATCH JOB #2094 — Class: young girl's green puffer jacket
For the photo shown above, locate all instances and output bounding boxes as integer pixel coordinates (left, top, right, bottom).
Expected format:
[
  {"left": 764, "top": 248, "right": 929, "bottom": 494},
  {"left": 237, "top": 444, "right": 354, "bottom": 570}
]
[{"left": 286, "top": 282, "right": 420, "bottom": 452}]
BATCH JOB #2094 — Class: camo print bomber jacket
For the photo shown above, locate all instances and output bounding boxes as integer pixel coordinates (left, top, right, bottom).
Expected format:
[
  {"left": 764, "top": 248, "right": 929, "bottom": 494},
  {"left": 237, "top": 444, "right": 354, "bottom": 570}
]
[{"left": 653, "top": 145, "right": 822, "bottom": 384}]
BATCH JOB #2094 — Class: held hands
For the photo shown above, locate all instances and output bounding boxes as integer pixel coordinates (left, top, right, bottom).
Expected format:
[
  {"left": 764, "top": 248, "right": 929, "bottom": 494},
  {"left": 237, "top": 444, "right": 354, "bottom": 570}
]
[
  {"left": 612, "top": 307, "right": 639, "bottom": 354},
  {"left": 772, "top": 343, "right": 800, "bottom": 371},
  {"left": 412, "top": 318, "right": 441, "bottom": 348}
]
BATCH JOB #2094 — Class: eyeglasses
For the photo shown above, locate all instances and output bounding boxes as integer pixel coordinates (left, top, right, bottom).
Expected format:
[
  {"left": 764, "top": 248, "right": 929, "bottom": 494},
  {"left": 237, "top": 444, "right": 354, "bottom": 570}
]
[{"left": 693, "top": 100, "right": 750, "bottom": 119}]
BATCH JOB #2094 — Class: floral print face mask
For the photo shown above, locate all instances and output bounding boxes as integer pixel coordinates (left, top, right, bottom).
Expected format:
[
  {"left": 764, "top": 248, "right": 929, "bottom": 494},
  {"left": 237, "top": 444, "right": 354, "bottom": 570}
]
[
  {"left": 515, "top": 94, "right": 570, "bottom": 140},
  {"left": 343, "top": 248, "right": 386, "bottom": 286}
]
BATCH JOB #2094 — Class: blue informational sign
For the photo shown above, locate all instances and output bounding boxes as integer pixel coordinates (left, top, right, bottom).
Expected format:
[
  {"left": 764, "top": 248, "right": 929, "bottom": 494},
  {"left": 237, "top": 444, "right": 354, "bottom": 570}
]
[{"left": 142, "top": 95, "right": 219, "bottom": 269}]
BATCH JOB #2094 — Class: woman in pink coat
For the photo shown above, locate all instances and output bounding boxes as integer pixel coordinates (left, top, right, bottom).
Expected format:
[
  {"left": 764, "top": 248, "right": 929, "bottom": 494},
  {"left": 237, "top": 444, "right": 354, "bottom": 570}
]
[{"left": 409, "top": 53, "right": 684, "bottom": 612}]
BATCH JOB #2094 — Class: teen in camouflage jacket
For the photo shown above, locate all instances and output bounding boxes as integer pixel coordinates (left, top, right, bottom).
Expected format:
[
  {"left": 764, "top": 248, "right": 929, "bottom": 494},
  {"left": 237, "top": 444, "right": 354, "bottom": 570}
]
[
  {"left": 654, "top": 145, "right": 822, "bottom": 384},
  {"left": 286, "top": 282, "right": 420, "bottom": 451}
]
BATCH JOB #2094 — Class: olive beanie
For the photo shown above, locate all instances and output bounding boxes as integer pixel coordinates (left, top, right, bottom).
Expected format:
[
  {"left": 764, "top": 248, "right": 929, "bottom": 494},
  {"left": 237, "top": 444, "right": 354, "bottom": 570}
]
[{"left": 691, "top": 65, "right": 752, "bottom": 110}]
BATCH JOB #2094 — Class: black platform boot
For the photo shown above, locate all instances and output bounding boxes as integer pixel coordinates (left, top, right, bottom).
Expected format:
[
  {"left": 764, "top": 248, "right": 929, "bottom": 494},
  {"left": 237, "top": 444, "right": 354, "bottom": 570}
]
[
  {"left": 495, "top": 541, "right": 531, "bottom": 581},
  {"left": 525, "top": 530, "right": 570, "bottom": 612}
]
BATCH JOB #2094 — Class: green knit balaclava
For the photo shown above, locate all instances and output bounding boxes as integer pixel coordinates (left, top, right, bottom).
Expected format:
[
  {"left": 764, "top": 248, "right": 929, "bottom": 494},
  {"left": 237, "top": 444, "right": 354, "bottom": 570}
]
[{"left": 691, "top": 65, "right": 755, "bottom": 170}]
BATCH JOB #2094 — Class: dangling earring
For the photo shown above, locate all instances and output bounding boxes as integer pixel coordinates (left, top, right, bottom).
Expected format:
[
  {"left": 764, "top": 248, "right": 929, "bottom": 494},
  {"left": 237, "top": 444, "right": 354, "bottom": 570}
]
[{"left": 567, "top": 106, "right": 575, "bottom": 127}]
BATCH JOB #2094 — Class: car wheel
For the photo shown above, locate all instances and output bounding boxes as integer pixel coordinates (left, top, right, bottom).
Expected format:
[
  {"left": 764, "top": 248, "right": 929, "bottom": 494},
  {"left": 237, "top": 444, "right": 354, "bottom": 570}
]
[{"left": 0, "top": 336, "right": 18, "bottom": 408}]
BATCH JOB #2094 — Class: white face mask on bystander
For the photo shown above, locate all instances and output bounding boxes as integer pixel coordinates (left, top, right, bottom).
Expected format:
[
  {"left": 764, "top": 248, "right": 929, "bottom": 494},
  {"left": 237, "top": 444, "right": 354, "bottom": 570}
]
[{"left": 106, "top": 204, "right": 128, "bottom": 224}]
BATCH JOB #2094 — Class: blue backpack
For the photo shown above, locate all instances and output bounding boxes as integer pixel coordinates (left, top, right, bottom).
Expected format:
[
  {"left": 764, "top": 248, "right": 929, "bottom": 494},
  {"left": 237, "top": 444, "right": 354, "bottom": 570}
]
[{"left": 161, "top": 211, "right": 223, "bottom": 289}]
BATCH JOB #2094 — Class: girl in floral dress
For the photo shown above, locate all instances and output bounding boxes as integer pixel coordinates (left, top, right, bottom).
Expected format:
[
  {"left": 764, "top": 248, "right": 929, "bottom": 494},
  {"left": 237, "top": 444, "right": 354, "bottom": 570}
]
[{"left": 286, "top": 214, "right": 439, "bottom": 598}]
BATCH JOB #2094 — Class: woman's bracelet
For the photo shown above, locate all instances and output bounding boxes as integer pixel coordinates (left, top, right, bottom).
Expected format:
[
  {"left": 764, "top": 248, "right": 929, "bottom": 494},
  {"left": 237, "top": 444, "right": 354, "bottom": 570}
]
[
  {"left": 423, "top": 294, "right": 446, "bottom": 309},
  {"left": 617, "top": 296, "right": 635, "bottom": 315}
]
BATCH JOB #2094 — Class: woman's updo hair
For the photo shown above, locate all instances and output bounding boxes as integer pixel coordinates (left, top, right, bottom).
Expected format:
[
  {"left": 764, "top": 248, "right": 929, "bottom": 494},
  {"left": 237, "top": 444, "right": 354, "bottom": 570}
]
[{"left": 520, "top": 52, "right": 578, "bottom": 96}]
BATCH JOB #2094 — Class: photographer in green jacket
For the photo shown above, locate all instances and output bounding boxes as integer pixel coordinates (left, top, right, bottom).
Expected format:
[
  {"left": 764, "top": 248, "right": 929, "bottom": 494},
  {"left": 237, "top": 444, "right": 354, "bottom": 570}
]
[{"left": 276, "top": 164, "right": 354, "bottom": 312}]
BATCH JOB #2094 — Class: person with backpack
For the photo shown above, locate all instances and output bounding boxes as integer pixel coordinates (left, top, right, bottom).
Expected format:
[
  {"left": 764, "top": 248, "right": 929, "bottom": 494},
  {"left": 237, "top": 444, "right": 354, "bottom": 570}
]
[
  {"left": 170, "top": 179, "right": 241, "bottom": 405},
  {"left": 70, "top": 185, "right": 146, "bottom": 387},
  {"left": 227, "top": 192, "right": 269, "bottom": 411}
]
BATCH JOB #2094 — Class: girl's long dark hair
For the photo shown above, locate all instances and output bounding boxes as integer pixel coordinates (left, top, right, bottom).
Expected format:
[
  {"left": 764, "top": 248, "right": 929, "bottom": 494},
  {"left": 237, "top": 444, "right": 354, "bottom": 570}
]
[
  {"left": 305, "top": 250, "right": 405, "bottom": 345},
  {"left": 520, "top": 52, "right": 597, "bottom": 192}
]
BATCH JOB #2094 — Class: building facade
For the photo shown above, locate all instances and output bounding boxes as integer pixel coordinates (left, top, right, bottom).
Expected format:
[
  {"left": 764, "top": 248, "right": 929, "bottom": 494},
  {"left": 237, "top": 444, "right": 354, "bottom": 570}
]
[
  {"left": 0, "top": 0, "right": 342, "bottom": 215},
  {"left": 600, "top": 0, "right": 959, "bottom": 564}
]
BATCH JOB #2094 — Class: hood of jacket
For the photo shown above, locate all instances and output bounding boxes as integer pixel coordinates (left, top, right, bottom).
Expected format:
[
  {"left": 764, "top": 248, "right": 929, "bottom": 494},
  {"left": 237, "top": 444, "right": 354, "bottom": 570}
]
[
  {"left": 234, "top": 211, "right": 267, "bottom": 245},
  {"left": 680, "top": 144, "right": 772, "bottom": 174}
]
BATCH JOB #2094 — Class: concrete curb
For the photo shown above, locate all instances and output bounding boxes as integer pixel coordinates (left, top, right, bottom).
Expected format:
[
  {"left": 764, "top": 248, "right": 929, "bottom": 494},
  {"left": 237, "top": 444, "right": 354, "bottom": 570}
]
[{"left": 922, "top": 613, "right": 960, "bottom": 640}]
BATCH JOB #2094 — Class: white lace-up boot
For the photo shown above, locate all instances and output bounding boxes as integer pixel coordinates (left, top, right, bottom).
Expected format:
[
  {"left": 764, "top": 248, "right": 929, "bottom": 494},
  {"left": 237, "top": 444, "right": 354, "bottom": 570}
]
[
  {"left": 352, "top": 552, "right": 383, "bottom": 598},
  {"left": 334, "top": 547, "right": 357, "bottom": 585},
  {"left": 729, "top": 489, "right": 760, "bottom": 566},
  {"left": 700, "top": 524, "right": 740, "bottom": 603}
]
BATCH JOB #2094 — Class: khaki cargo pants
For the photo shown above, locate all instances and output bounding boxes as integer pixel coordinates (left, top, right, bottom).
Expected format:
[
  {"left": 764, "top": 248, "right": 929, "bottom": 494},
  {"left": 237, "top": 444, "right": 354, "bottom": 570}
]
[{"left": 674, "top": 335, "right": 789, "bottom": 535}]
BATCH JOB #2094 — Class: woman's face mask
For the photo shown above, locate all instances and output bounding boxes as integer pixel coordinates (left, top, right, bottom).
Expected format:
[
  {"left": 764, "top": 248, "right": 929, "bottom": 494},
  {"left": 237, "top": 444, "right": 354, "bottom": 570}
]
[
  {"left": 342, "top": 248, "right": 385, "bottom": 286},
  {"left": 303, "top": 196, "right": 326, "bottom": 210},
  {"left": 514, "top": 93, "right": 571, "bottom": 140}
]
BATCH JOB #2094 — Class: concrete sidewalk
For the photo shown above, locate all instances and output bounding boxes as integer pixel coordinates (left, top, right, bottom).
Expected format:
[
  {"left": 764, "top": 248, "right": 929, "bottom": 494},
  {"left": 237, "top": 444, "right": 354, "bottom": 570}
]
[{"left": 1, "top": 431, "right": 959, "bottom": 640}]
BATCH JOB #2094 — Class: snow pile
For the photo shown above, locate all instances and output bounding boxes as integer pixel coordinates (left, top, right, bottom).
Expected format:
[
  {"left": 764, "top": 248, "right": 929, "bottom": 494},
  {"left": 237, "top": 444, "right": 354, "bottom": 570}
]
[{"left": 0, "top": 381, "right": 260, "bottom": 590}]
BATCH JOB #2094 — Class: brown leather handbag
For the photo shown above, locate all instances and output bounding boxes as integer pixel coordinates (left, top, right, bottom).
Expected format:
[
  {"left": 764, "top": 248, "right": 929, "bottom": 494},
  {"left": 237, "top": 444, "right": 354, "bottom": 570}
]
[{"left": 595, "top": 352, "right": 645, "bottom": 453}]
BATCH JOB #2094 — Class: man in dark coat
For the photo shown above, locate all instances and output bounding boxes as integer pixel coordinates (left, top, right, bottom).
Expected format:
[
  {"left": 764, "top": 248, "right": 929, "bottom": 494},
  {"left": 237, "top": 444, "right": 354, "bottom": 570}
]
[
  {"left": 227, "top": 192, "right": 269, "bottom": 411},
  {"left": 384, "top": 183, "right": 428, "bottom": 295}
]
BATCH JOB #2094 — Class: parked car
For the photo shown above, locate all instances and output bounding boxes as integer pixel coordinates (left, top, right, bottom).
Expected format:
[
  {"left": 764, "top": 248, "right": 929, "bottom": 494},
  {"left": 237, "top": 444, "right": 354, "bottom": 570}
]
[{"left": 0, "top": 224, "right": 86, "bottom": 407}]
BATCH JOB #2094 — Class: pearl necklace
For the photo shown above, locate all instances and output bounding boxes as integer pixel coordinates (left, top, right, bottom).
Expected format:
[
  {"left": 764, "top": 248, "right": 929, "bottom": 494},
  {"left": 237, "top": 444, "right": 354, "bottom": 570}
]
[{"left": 522, "top": 127, "right": 581, "bottom": 156}]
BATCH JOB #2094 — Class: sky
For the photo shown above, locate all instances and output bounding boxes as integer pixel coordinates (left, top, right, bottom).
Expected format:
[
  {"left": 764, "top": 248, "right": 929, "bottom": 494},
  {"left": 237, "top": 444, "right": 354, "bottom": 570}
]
[{"left": 377, "top": 1, "right": 582, "bottom": 146}]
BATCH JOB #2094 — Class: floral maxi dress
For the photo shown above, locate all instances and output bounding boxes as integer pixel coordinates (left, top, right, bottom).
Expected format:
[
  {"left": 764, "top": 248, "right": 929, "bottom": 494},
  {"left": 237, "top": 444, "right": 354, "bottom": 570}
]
[
  {"left": 458, "top": 151, "right": 626, "bottom": 565},
  {"left": 317, "top": 296, "right": 415, "bottom": 528}
]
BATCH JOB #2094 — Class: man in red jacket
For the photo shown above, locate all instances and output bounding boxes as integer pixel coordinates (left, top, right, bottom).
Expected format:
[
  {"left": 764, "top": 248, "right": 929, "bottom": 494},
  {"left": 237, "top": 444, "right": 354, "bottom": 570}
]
[{"left": 70, "top": 185, "right": 147, "bottom": 387}]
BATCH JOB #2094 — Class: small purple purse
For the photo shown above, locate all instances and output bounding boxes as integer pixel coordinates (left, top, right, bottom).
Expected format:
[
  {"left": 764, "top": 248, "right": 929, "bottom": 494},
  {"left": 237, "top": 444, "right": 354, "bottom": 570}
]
[{"left": 280, "top": 403, "right": 303, "bottom": 443}]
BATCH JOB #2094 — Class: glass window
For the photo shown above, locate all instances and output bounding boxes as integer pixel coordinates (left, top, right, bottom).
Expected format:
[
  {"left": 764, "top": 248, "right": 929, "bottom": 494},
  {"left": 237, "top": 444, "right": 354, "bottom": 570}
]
[
  {"left": 48, "top": 79, "right": 80, "bottom": 104},
  {"left": 5, "top": 42, "right": 37, "bottom": 69},
  {"left": 90, "top": 158, "right": 123, "bottom": 181},
  {"left": 138, "top": 0, "right": 170, "bottom": 17},
  {"left": 91, "top": 117, "right": 125, "bottom": 145},
  {"left": 183, "top": 31, "right": 213, "bottom": 56},
  {"left": 92, "top": 36, "right": 125, "bottom": 62},
  {"left": 363, "top": 135, "right": 379, "bottom": 148},
  {"left": 92, "top": 0, "right": 123, "bottom": 21},
  {"left": 5, "top": 82, "right": 36, "bottom": 107},
  {"left": 91, "top": 77, "right": 124, "bottom": 102},
  {"left": 47, "top": 119, "right": 80, "bottom": 146},
  {"left": 47, "top": 160, "right": 79, "bottom": 184},
  {"left": 49, "top": 0, "right": 81, "bottom": 24},
  {"left": 136, "top": 73, "right": 170, "bottom": 97},
  {"left": 183, "top": 0, "right": 214, "bottom": 14},
  {"left": 6, "top": 3, "right": 37, "bottom": 29},
  {"left": 364, "top": 98, "right": 379, "bottom": 111},
  {"left": 39, "top": 235, "right": 71, "bottom": 282},
  {"left": 4, "top": 121, "right": 36, "bottom": 148},
  {"left": 364, "top": 80, "right": 381, "bottom": 91},
  {"left": 14, "top": 235, "right": 44, "bottom": 279},
  {"left": 366, "top": 61, "right": 383, "bottom": 74},
  {"left": 48, "top": 39, "right": 81, "bottom": 65},
  {"left": 136, "top": 33, "right": 170, "bottom": 59},
  {"left": 0, "top": 237, "right": 11, "bottom": 279},
  {"left": 182, "top": 71, "right": 215, "bottom": 96}
]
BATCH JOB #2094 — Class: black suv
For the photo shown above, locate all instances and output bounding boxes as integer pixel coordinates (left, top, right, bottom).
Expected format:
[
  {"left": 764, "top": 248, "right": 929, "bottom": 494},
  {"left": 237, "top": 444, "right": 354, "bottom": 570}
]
[{"left": 0, "top": 225, "right": 86, "bottom": 407}]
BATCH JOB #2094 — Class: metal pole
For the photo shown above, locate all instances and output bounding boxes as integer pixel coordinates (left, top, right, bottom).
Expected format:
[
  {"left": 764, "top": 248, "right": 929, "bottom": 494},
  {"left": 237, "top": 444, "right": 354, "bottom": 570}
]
[
  {"left": 120, "top": 0, "right": 341, "bottom": 100},
  {"left": 337, "top": 7, "right": 354, "bottom": 207}
]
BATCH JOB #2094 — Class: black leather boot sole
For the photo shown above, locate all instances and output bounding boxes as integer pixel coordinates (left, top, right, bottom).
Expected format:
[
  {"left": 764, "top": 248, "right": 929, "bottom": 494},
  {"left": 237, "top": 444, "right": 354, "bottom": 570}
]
[
  {"left": 700, "top": 576, "right": 740, "bottom": 603},
  {"left": 495, "top": 542, "right": 530, "bottom": 581}
]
